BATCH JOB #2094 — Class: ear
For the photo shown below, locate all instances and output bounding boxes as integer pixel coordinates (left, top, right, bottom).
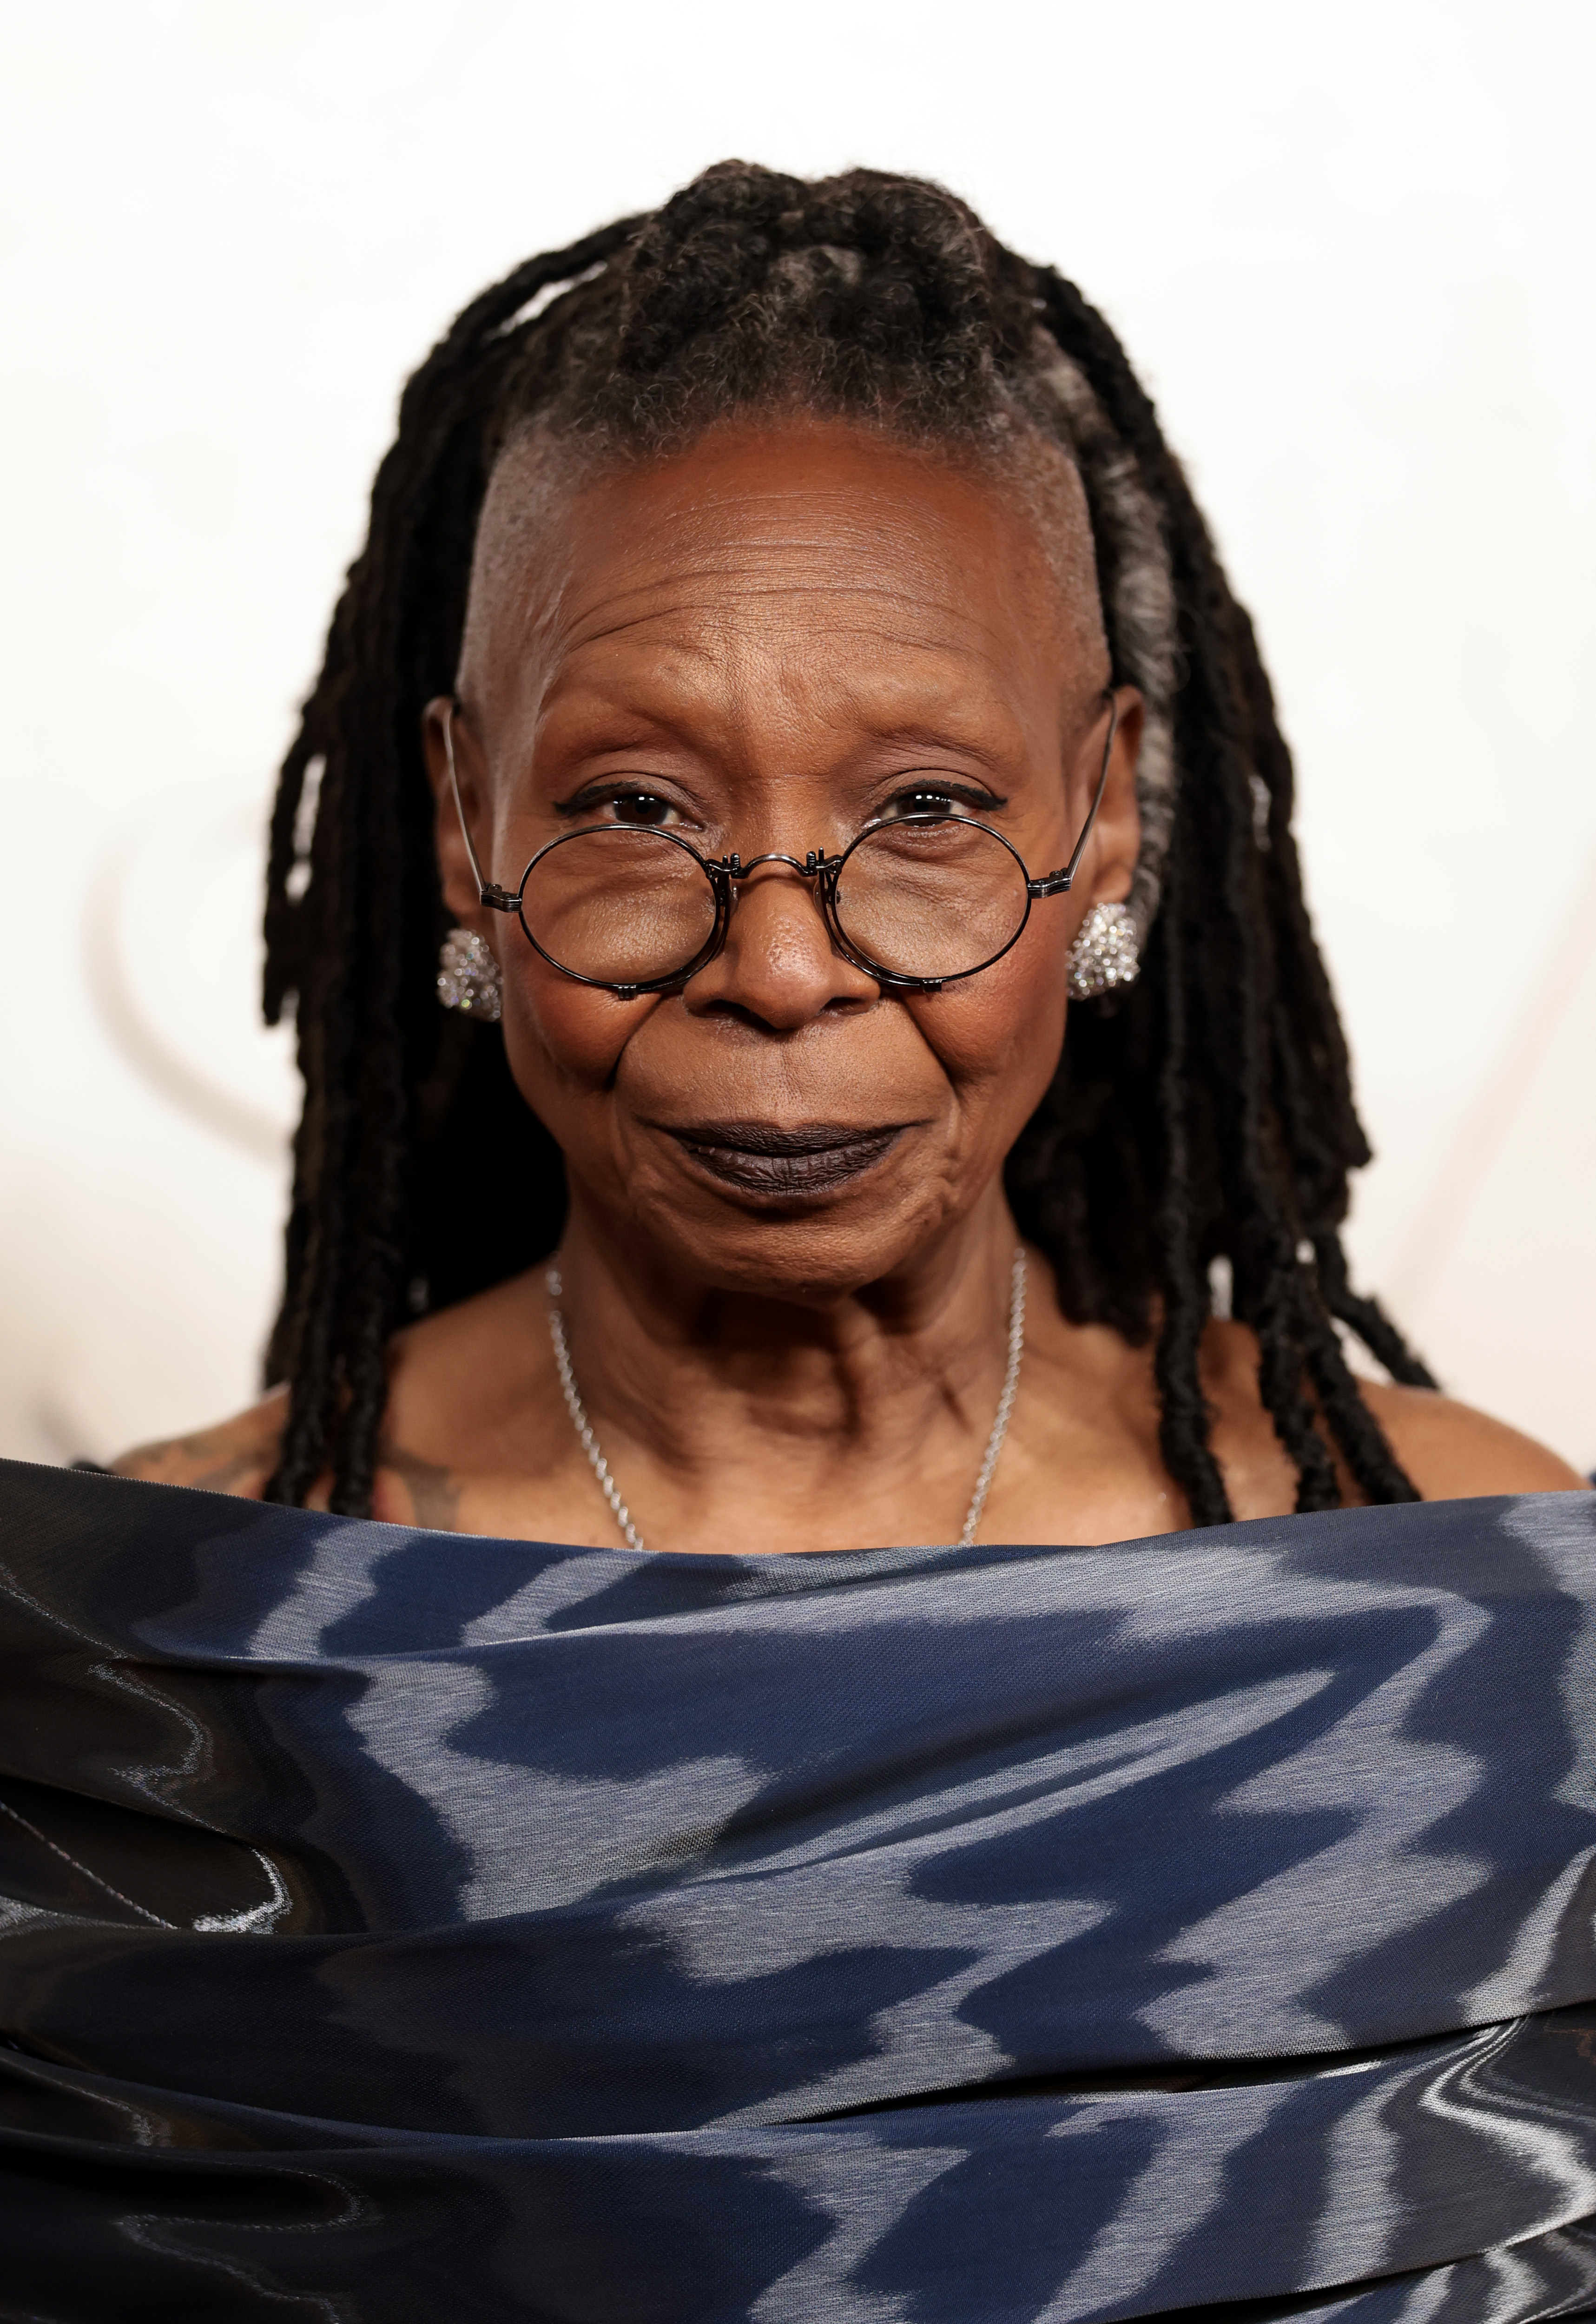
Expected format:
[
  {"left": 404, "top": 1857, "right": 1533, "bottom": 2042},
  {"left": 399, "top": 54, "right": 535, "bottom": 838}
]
[
  {"left": 422, "top": 696, "right": 496, "bottom": 933},
  {"left": 1078, "top": 685, "right": 1144, "bottom": 909}
]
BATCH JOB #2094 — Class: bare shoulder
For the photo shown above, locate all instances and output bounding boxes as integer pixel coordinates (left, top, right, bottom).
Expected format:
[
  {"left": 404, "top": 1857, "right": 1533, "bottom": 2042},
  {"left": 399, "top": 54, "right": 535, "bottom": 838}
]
[
  {"left": 111, "top": 1391, "right": 287, "bottom": 1500},
  {"left": 105, "top": 1271, "right": 553, "bottom": 1531},
  {"left": 1358, "top": 1380, "right": 1588, "bottom": 1500},
  {"left": 1193, "top": 1320, "right": 1586, "bottom": 1515}
]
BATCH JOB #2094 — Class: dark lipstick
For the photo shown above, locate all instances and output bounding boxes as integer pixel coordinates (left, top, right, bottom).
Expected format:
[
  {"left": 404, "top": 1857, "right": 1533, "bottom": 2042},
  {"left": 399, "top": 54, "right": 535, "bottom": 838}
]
[{"left": 665, "top": 1119, "right": 905, "bottom": 1196}]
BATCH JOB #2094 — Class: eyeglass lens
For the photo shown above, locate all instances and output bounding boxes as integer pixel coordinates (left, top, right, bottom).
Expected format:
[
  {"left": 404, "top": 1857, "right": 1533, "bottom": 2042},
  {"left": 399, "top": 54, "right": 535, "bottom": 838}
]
[
  {"left": 522, "top": 827, "right": 719, "bottom": 986},
  {"left": 518, "top": 819, "right": 1031, "bottom": 988},
  {"left": 830, "top": 820, "right": 1029, "bottom": 981}
]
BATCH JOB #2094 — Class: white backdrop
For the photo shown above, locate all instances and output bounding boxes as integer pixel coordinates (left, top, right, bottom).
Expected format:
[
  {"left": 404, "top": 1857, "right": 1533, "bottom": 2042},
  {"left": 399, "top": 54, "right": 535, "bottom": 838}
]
[{"left": 2, "top": 0, "right": 1591, "bottom": 1469}]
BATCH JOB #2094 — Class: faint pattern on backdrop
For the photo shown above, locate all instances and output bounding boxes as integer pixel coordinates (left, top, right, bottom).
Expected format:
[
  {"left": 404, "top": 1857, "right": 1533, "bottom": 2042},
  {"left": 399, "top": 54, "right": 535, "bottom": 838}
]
[{"left": 1, "top": 1, "right": 1591, "bottom": 1476}]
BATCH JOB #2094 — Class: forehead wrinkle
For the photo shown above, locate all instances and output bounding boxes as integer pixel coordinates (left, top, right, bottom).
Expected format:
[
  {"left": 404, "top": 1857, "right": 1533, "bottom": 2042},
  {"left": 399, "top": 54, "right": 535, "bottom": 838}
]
[
  {"left": 544, "top": 538, "right": 1022, "bottom": 628},
  {"left": 537, "top": 556, "right": 1052, "bottom": 676},
  {"left": 534, "top": 626, "right": 1039, "bottom": 777},
  {"left": 539, "top": 611, "right": 1037, "bottom": 717},
  {"left": 551, "top": 601, "right": 1030, "bottom": 668},
  {"left": 553, "top": 477, "right": 994, "bottom": 594},
  {"left": 465, "top": 423, "right": 1102, "bottom": 742},
  {"left": 524, "top": 460, "right": 1062, "bottom": 620}
]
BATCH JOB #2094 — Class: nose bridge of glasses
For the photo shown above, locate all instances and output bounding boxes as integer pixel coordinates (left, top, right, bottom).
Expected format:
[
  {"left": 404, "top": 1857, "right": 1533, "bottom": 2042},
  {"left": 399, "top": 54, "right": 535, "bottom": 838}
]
[
  {"left": 722, "top": 849, "right": 826, "bottom": 881},
  {"left": 718, "top": 849, "right": 836, "bottom": 953}
]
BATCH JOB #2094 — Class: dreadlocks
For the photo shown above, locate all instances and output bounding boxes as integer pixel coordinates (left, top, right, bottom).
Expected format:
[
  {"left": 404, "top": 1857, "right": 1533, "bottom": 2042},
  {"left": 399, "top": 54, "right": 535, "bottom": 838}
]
[{"left": 262, "top": 160, "right": 1434, "bottom": 1520}]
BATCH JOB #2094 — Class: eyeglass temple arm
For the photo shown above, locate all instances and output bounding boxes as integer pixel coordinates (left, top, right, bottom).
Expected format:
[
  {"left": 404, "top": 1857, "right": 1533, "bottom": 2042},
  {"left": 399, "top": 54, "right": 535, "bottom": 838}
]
[
  {"left": 444, "top": 702, "right": 520, "bottom": 911},
  {"left": 1026, "top": 694, "right": 1121, "bottom": 899}
]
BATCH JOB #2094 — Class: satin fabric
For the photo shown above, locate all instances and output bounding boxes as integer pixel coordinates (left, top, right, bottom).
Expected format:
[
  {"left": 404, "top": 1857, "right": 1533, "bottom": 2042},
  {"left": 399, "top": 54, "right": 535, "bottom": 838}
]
[{"left": 4, "top": 1464, "right": 1596, "bottom": 2319}]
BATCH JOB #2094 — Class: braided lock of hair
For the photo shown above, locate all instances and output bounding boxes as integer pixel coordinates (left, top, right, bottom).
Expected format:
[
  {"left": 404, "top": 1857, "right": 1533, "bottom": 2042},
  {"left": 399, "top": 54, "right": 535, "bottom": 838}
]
[{"left": 263, "top": 163, "right": 1432, "bottom": 1518}]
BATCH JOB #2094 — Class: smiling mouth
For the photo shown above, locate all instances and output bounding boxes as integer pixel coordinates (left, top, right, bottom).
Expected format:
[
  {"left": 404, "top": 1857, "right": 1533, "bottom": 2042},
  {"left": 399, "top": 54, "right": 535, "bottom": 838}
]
[{"left": 664, "top": 1119, "right": 907, "bottom": 1196}]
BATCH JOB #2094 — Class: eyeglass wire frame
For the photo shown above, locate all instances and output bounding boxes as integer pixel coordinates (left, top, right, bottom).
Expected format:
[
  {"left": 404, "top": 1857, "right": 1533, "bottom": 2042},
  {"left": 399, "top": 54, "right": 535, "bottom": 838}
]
[{"left": 443, "top": 690, "right": 1120, "bottom": 999}]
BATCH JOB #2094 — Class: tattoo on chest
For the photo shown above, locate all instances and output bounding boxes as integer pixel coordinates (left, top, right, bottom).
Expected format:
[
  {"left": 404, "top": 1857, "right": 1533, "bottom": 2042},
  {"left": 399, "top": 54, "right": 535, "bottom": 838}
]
[{"left": 376, "top": 1439, "right": 464, "bottom": 1532}]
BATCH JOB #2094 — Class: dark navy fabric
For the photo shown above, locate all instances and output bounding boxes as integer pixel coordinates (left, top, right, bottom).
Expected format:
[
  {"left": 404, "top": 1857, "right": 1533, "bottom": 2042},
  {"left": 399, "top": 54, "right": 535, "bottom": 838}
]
[{"left": 4, "top": 1461, "right": 1596, "bottom": 2319}]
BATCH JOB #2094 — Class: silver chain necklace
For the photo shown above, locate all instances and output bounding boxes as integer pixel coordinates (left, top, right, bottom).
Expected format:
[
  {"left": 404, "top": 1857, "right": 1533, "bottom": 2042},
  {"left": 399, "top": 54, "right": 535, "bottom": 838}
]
[{"left": 545, "top": 1247, "right": 1027, "bottom": 1555}]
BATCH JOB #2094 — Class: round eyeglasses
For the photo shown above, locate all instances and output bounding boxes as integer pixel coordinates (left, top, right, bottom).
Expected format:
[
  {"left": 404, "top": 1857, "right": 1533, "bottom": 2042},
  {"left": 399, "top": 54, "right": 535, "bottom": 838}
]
[{"left": 445, "top": 695, "right": 1118, "bottom": 998}]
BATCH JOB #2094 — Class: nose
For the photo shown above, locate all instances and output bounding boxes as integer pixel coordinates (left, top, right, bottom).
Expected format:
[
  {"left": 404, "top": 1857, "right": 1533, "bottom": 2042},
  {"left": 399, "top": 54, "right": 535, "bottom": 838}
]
[{"left": 683, "top": 860, "right": 877, "bottom": 1030}]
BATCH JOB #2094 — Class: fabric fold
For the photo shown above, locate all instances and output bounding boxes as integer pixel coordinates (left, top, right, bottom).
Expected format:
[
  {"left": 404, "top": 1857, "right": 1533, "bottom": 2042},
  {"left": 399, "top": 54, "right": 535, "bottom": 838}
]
[{"left": 3, "top": 1460, "right": 1596, "bottom": 2318}]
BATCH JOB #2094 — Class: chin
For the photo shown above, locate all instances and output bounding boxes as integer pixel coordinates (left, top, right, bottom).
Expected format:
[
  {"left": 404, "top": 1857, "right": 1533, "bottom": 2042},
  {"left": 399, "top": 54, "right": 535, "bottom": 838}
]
[{"left": 627, "top": 1155, "right": 963, "bottom": 1304}]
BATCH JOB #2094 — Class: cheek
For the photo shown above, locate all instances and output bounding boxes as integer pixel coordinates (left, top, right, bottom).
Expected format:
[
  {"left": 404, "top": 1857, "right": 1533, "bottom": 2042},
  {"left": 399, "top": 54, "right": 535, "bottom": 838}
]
[
  {"left": 493, "top": 918, "right": 1070, "bottom": 1180},
  {"left": 496, "top": 949, "right": 647, "bottom": 1128},
  {"left": 906, "top": 924, "right": 1070, "bottom": 1136}
]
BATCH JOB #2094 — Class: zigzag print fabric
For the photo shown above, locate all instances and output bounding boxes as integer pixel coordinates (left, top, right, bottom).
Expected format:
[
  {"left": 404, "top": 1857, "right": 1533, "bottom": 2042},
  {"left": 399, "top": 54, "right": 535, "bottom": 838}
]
[{"left": 3, "top": 1461, "right": 1596, "bottom": 2319}]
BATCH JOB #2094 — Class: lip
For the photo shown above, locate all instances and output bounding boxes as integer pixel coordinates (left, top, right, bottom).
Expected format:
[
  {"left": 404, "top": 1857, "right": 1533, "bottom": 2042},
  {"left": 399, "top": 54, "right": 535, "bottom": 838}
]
[{"left": 660, "top": 1118, "right": 909, "bottom": 1197}]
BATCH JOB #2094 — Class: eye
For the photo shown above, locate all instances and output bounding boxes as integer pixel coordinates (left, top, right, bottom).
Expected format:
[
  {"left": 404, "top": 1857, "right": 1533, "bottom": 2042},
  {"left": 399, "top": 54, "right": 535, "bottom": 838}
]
[
  {"left": 613, "top": 791, "right": 680, "bottom": 828},
  {"left": 879, "top": 787, "right": 965, "bottom": 823},
  {"left": 567, "top": 788, "right": 685, "bottom": 829}
]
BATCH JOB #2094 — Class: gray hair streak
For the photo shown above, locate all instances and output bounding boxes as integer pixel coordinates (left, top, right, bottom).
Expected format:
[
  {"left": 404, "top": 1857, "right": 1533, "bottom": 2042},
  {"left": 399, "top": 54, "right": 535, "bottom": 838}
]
[{"left": 1023, "top": 333, "right": 1179, "bottom": 948}]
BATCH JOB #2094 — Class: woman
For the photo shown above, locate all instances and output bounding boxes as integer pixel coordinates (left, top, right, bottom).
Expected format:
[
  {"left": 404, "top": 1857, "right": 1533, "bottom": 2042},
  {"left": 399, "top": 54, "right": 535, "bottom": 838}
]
[
  {"left": 112, "top": 166, "right": 1576, "bottom": 1543},
  {"left": 7, "top": 165, "right": 1596, "bottom": 2321}
]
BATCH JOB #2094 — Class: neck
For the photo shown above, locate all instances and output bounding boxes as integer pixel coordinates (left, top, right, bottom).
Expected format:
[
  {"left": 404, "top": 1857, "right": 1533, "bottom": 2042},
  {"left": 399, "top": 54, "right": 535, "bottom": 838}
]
[{"left": 547, "top": 1186, "right": 1025, "bottom": 1554}]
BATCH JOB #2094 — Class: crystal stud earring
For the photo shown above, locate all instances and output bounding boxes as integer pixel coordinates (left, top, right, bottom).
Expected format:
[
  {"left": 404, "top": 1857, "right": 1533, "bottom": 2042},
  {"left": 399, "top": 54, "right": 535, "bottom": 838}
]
[
  {"left": 436, "top": 928, "right": 502, "bottom": 1022},
  {"left": 1067, "top": 901, "right": 1141, "bottom": 1000}
]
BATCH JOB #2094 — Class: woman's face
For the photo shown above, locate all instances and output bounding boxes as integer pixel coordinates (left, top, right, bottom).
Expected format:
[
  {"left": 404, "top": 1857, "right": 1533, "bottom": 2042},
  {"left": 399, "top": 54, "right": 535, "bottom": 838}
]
[{"left": 427, "top": 418, "right": 1142, "bottom": 1303}]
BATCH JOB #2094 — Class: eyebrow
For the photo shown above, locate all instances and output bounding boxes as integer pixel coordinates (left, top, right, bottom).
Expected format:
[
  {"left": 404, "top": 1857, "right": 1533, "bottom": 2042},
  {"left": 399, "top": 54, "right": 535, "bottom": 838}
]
[{"left": 525, "top": 694, "right": 1028, "bottom": 781}]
